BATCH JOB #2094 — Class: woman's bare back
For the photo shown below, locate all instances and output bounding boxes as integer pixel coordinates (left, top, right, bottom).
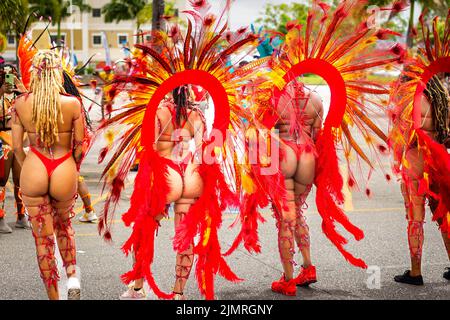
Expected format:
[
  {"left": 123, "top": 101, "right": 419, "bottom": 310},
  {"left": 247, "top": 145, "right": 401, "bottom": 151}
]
[
  {"left": 155, "top": 102, "right": 205, "bottom": 203},
  {"left": 14, "top": 93, "right": 81, "bottom": 200}
]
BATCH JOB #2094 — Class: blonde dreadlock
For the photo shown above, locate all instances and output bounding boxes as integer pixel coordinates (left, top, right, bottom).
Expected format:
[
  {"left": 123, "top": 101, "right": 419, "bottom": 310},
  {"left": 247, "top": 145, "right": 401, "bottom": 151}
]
[
  {"left": 30, "top": 50, "right": 66, "bottom": 147},
  {"left": 424, "top": 76, "right": 450, "bottom": 144}
]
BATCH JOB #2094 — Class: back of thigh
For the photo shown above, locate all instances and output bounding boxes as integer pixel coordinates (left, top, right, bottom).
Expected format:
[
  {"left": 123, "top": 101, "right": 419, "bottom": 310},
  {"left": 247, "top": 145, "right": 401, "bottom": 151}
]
[
  {"left": 182, "top": 162, "right": 203, "bottom": 199},
  {"left": 280, "top": 144, "right": 297, "bottom": 179},
  {"left": 49, "top": 158, "right": 78, "bottom": 202},
  {"left": 20, "top": 154, "right": 49, "bottom": 198},
  {"left": 294, "top": 152, "right": 315, "bottom": 187}
]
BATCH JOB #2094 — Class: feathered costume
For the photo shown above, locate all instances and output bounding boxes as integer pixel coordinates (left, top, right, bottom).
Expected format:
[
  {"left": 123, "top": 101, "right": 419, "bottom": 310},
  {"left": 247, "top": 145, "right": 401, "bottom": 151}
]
[
  {"left": 389, "top": 10, "right": 450, "bottom": 239},
  {"left": 98, "top": 0, "right": 265, "bottom": 300},
  {"left": 228, "top": 0, "right": 406, "bottom": 268}
]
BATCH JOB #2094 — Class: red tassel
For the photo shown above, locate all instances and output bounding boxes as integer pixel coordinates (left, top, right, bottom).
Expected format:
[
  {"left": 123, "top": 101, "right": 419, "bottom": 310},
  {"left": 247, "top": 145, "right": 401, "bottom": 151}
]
[
  {"left": 174, "top": 162, "right": 241, "bottom": 299},
  {"left": 106, "top": 103, "right": 113, "bottom": 115},
  {"left": 224, "top": 159, "right": 286, "bottom": 256},
  {"left": 224, "top": 193, "right": 263, "bottom": 256},
  {"left": 315, "top": 129, "right": 366, "bottom": 269},
  {"left": 98, "top": 147, "right": 109, "bottom": 164},
  {"left": 116, "top": 150, "right": 173, "bottom": 299},
  {"left": 416, "top": 129, "right": 450, "bottom": 235}
]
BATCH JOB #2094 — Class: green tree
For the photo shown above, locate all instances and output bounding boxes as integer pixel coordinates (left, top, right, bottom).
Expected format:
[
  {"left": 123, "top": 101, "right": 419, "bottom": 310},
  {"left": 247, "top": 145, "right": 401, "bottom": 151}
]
[
  {"left": 256, "top": 2, "right": 309, "bottom": 34},
  {"left": 28, "top": 0, "right": 91, "bottom": 46},
  {"left": 368, "top": 0, "right": 449, "bottom": 47},
  {"left": 0, "top": 0, "right": 29, "bottom": 63},
  {"left": 136, "top": 1, "right": 177, "bottom": 30},
  {"left": 102, "top": 0, "right": 147, "bottom": 35},
  {"left": 0, "top": 0, "right": 29, "bottom": 38}
]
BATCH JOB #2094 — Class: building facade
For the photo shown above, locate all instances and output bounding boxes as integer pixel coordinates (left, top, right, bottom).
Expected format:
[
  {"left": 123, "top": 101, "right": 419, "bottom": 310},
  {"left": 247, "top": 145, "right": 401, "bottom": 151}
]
[{"left": 3, "top": 0, "right": 187, "bottom": 65}]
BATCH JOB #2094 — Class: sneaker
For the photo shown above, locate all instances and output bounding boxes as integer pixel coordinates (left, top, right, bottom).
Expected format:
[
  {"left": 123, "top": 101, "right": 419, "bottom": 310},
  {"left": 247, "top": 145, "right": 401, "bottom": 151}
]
[
  {"left": 294, "top": 265, "right": 317, "bottom": 287},
  {"left": 119, "top": 285, "right": 147, "bottom": 300},
  {"left": 15, "top": 217, "right": 30, "bottom": 229},
  {"left": 0, "top": 218, "right": 12, "bottom": 234},
  {"left": 79, "top": 211, "right": 98, "bottom": 223},
  {"left": 67, "top": 277, "right": 81, "bottom": 300},
  {"left": 444, "top": 267, "right": 450, "bottom": 281},
  {"left": 271, "top": 274, "right": 297, "bottom": 296},
  {"left": 394, "top": 270, "right": 424, "bottom": 286}
]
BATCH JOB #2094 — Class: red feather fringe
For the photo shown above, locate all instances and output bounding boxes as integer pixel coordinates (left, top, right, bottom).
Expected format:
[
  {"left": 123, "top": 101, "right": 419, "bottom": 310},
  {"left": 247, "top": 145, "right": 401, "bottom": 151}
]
[
  {"left": 224, "top": 160, "right": 286, "bottom": 256},
  {"left": 314, "top": 129, "right": 367, "bottom": 268},
  {"left": 416, "top": 130, "right": 450, "bottom": 236},
  {"left": 174, "top": 162, "right": 241, "bottom": 300},
  {"left": 224, "top": 193, "right": 265, "bottom": 256},
  {"left": 119, "top": 150, "right": 174, "bottom": 299}
]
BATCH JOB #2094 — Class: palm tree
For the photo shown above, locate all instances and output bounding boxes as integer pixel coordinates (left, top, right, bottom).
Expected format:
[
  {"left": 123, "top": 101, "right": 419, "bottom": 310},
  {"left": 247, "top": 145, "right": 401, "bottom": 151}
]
[
  {"left": 0, "top": 0, "right": 29, "bottom": 38},
  {"left": 102, "top": 0, "right": 147, "bottom": 36},
  {"left": 28, "top": 0, "right": 91, "bottom": 46},
  {"left": 0, "top": 0, "right": 29, "bottom": 63}
]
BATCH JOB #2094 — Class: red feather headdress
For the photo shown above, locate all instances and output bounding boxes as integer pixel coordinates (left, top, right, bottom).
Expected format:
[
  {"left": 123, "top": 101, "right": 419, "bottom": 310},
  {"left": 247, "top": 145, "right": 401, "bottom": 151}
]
[
  {"left": 389, "top": 10, "right": 450, "bottom": 236},
  {"left": 230, "top": 0, "right": 404, "bottom": 268}
]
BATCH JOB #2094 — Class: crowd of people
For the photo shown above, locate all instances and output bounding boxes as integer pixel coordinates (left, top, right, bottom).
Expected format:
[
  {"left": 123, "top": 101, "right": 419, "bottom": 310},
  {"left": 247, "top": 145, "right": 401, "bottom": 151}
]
[{"left": 0, "top": 0, "right": 449, "bottom": 301}]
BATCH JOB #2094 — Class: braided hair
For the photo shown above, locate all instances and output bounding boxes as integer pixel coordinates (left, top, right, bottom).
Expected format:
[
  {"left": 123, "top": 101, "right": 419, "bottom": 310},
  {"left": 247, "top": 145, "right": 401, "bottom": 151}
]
[
  {"left": 173, "top": 85, "right": 189, "bottom": 127},
  {"left": 62, "top": 71, "right": 93, "bottom": 130},
  {"left": 30, "top": 50, "right": 65, "bottom": 147},
  {"left": 424, "top": 76, "right": 450, "bottom": 144},
  {"left": 62, "top": 71, "right": 81, "bottom": 100}
]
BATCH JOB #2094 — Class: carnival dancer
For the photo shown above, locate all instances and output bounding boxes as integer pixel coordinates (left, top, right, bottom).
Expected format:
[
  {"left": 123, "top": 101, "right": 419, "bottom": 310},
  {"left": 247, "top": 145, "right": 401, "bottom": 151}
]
[
  {"left": 11, "top": 50, "right": 85, "bottom": 300},
  {"left": 98, "top": 0, "right": 262, "bottom": 300},
  {"left": 271, "top": 80, "right": 323, "bottom": 294},
  {"left": 389, "top": 11, "right": 450, "bottom": 285},
  {"left": 118, "top": 86, "right": 206, "bottom": 300},
  {"left": 0, "top": 64, "right": 29, "bottom": 232},
  {"left": 229, "top": 0, "right": 405, "bottom": 296}
]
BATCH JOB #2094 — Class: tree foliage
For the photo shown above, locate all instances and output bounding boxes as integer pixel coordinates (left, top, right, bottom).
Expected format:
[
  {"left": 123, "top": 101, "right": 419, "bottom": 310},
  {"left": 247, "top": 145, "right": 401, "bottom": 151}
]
[
  {"left": 368, "top": 0, "right": 449, "bottom": 46},
  {"left": 255, "top": 2, "right": 309, "bottom": 34},
  {"left": 0, "top": 0, "right": 29, "bottom": 37},
  {"left": 28, "top": 0, "right": 91, "bottom": 45},
  {"left": 102, "top": 0, "right": 147, "bottom": 26}
]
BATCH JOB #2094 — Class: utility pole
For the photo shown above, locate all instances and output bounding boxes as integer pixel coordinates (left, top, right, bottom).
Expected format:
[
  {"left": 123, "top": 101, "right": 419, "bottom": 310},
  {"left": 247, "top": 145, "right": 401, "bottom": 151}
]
[
  {"left": 69, "top": 0, "right": 75, "bottom": 63},
  {"left": 152, "top": 0, "right": 165, "bottom": 31}
]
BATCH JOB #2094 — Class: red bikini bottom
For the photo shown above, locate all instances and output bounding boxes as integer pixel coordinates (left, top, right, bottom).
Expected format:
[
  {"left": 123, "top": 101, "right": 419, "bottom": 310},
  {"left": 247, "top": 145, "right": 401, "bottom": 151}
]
[{"left": 30, "top": 147, "right": 72, "bottom": 178}]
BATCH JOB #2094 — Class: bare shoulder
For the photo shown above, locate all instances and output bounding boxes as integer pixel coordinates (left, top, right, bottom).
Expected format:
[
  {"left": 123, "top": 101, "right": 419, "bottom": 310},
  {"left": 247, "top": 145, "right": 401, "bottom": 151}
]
[
  {"left": 156, "top": 105, "right": 171, "bottom": 119},
  {"left": 13, "top": 92, "right": 30, "bottom": 111},
  {"left": 188, "top": 106, "right": 205, "bottom": 123},
  {"left": 61, "top": 94, "right": 81, "bottom": 108}
]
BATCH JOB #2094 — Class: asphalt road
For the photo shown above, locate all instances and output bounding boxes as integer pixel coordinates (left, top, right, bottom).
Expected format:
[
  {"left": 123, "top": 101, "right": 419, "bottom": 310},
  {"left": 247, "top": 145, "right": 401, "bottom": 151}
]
[{"left": 0, "top": 86, "right": 448, "bottom": 300}]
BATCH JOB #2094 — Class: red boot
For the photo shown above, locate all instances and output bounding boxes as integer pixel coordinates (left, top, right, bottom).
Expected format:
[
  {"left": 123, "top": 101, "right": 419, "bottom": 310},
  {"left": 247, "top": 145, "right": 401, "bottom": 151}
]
[
  {"left": 271, "top": 274, "right": 297, "bottom": 296},
  {"left": 295, "top": 265, "right": 317, "bottom": 287}
]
